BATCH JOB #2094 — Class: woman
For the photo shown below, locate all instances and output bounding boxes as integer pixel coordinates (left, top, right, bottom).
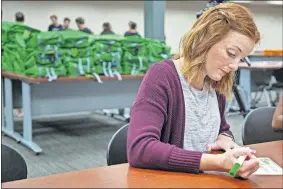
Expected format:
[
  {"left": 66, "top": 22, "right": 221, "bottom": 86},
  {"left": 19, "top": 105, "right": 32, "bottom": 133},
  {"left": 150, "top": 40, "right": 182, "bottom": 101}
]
[
  {"left": 127, "top": 3, "right": 261, "bottom": 179},
  {"left": 272, "top": 96, "right": 283, "bottom": 130}
]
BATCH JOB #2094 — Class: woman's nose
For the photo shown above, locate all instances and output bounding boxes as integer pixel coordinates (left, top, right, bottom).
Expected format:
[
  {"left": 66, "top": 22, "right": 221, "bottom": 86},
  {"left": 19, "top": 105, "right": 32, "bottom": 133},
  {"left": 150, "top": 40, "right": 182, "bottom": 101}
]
[{"left": 228, "top": 61, "right": 239, "bottom": 72}]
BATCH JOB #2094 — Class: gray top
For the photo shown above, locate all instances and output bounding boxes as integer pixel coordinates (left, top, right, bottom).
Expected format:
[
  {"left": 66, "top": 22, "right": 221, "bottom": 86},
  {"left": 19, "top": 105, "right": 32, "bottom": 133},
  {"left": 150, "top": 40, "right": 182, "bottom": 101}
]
[{"left": 175, "top": 66, "right": 221, "bottom": 152}]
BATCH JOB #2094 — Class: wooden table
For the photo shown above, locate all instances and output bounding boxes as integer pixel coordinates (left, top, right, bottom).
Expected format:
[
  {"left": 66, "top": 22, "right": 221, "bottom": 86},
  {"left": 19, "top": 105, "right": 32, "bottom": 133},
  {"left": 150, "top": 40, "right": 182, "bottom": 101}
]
[
  {"left": 3, "top": 140, "right": 283, "bottom": 188},
  {"left": 1, "top": 71, "right": 143, "bottom": 154}
]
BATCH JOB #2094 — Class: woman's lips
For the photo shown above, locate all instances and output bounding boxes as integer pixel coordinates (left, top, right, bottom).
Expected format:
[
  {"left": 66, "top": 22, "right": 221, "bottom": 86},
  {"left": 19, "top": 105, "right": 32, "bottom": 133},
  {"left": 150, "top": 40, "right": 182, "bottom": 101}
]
[{"left": 220, "top": 69, "right": 227, "bottom": 76}]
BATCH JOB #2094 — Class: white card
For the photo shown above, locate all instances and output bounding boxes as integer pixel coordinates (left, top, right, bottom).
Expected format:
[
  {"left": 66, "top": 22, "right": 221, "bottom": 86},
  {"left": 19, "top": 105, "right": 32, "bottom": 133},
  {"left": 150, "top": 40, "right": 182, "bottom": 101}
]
[{"left": 253, "top": 157, "right": 283, "bottom": 175}]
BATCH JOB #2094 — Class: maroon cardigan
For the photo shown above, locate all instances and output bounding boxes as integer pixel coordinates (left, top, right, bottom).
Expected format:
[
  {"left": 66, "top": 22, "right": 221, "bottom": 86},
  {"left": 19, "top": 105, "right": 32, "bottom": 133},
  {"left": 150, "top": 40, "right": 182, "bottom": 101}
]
[{"left": 127, "top": 59, "right": 233, "bottom": 173}]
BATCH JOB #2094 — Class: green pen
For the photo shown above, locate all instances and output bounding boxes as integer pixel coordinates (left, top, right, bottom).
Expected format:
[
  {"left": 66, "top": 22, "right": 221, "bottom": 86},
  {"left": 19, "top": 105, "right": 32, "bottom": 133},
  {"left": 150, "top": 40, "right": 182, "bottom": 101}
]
[{"left": 229, "top": 155, "right": 247, "bottom": 177}]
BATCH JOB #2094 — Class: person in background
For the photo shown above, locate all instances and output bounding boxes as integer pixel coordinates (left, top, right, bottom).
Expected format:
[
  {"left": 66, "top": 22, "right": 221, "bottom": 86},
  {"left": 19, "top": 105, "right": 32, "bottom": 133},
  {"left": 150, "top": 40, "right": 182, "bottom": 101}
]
[
  {"left": 124, "top": 21, "right": 140, "bottom": 37},
  {"left": 272, "top": 96, "right": 283, "bottom": 130},
  {"left": 75, "top": 17, "right": 93, "bottom": 34},
  {"left": 127, "top": 3, "right": 261, "bottom": 179},
  {"left": 15, "top": 12, "right": 24, "bottom": 23},
  {"left": 48, "top": 15, "right": 63, "bottom": 31},
  {"left": 63, "top": 17, "right": 71, "bottom": 30},
  {"left": 100, "top": 22, "right": 115, "bottom": 35}
]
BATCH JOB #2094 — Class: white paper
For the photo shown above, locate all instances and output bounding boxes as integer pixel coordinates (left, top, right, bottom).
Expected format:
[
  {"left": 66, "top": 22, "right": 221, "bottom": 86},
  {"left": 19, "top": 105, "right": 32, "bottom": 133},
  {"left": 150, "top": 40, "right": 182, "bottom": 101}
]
[{"left": 253, "top": 157, "right": 283, "bottom": 175}]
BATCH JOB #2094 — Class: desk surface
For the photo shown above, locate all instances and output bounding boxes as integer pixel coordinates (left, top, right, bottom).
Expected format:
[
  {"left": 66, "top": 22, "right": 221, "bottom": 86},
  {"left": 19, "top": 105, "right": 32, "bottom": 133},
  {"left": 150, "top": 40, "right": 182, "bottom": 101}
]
[
  {"left": 1, "top": 71, "right": 144, "bottom": 84},
  {"left": 238, "top": 61, "right": 282, "bottom": 70},
  {"left": 2, "top": 140, "right": 282, "bottom": 188}
]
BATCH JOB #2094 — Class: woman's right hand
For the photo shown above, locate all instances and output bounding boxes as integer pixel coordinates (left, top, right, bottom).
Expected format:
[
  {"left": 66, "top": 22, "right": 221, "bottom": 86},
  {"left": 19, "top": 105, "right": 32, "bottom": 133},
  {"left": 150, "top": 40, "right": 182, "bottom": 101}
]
[{"left": 220, "top": 147, "right": 260, "bottom": 179}]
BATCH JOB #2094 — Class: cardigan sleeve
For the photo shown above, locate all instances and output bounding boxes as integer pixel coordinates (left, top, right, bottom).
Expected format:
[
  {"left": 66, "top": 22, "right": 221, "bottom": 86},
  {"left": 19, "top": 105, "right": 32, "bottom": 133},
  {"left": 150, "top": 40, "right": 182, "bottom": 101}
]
[{"left": 127, "top": 63, "right": 203, "bottom": 173}]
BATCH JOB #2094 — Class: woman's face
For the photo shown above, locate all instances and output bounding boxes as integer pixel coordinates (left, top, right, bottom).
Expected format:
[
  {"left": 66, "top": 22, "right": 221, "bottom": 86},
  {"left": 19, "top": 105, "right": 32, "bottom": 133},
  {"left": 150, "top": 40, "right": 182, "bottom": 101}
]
[{"left": 205, "top": 30, "right": 255, "bottom": 81}]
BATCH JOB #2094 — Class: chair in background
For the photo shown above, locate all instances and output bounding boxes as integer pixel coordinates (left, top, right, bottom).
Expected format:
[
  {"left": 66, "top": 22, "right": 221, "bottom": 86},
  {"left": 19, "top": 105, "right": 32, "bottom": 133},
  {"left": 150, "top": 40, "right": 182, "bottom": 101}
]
[
  {"left": 250, "top": 70, "right": 274, "bottom": 108},
  {"left": 106, "top": 124, "right": 128, "bottom": 166},
  {"left": 269, "top": 68, "right": 283, "bottom": 106},
  {"left": 242, "top": 107, "right": 283, "bottom": 145},
  {"left": 250, "top": 68, "right": 283, "bottom": 108},
  {"left": 2, "top": 144, "right": 28, "bottom": 183}
]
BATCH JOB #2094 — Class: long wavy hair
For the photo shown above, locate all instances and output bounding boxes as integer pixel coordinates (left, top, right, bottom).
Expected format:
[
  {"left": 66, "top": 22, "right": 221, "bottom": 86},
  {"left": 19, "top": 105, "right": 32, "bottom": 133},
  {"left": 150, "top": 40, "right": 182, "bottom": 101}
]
[{"left": 174, "top": 3, "right": 260, "bottom": 99}]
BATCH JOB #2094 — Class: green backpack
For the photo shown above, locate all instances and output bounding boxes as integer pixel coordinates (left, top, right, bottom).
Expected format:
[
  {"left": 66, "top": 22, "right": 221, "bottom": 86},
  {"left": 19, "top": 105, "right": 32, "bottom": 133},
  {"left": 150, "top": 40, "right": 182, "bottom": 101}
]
[
  {"left": 37, "top": 31, "right": 62, "bottom": 46},
  {"left": 122, "top": 35, "right": 149, "bottom": 75},
  {"left": 65, "top": 56, "right": 103, "bottom": 83},
  {"left": 25, "top": 52, "right": 67, "bottom": 82},
  {"left": 2, "top": 46, "right": 25, "bottom": 74},
  {"left": 1, "top": 21, "right": 40, "bottom": 43},
  {"left": 24, "top": 32, "right": 65, "bottom": 81},
  {"left": 59, "top": 29, "right": 90, "bottom": 48},
  {"left": 145, "top": 38, "right": 171, "bottom": 64},
  {"left": 59, "top": 31, "right": 102, "bottom": 82},
  {"left": 90, "top": 35, "right": 123, "bottom": 80}
]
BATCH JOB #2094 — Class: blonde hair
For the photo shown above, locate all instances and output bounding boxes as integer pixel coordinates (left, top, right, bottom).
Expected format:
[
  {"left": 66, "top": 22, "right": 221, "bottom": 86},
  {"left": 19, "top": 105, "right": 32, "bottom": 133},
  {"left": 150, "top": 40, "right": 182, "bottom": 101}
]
[{"left": 175, "top": 3, "right": 260, "bottom": 99}]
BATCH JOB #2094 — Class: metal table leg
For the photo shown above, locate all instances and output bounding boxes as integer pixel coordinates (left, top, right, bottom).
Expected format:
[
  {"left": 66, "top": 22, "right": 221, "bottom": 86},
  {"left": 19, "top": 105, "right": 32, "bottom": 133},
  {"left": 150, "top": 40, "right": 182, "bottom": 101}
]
[
  {"left": 239, "top": 69, "right": 251, "bottom": 110},
  {"left": 2, "top": 79, "right": 5, "bottom": 129},
  {"left": 20, "top": 81, "right": 42, "bottom": 154},
  {"left": 2, "top": 78, "right": 21, "bottom": 142}
]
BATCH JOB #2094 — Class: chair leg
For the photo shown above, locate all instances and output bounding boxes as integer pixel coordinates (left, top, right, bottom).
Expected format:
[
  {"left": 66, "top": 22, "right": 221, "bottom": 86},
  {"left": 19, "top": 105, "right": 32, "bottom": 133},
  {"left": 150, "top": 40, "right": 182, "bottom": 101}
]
[
  {"left": 263, "top": 88, "right": 272, "bottom": 107},
  {"left": 251, "top": 86, "right": 264, "bottom": 108}
]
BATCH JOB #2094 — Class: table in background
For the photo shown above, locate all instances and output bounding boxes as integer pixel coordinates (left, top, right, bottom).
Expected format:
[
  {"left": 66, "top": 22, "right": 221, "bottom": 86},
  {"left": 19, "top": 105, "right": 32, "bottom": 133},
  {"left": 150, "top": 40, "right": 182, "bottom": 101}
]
[
  {"left": 1, "top": 71, "right": 143, "bottom": 154},
  {"left": 2, "top": 140, "right": 283, "bottom": 188},
  {"left": 238, "top": 57, "right": 282, "bottom": 110}
]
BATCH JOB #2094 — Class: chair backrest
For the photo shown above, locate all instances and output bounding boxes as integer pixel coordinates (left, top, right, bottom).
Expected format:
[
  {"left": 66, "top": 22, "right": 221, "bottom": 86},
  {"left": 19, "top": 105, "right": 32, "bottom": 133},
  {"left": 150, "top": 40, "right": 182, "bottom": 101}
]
[
  {"left": 1, "top": 144, "right": 27, "bottom": 183},
  {"left": 273, "top": 68, "right": 283, "bottom": 83},
  {"left": 242, "top": 107, "right": 283, "bottom": 145},
  {"left": 106, "top": 124, "right": 128, "bottom": 166}
]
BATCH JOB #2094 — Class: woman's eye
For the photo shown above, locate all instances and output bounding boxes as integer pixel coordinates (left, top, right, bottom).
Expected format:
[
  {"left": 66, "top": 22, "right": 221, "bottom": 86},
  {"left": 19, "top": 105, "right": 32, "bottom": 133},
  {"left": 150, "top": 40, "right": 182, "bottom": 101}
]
[{"left": 228, "top": 52, "right": 236, "bottom": 58}]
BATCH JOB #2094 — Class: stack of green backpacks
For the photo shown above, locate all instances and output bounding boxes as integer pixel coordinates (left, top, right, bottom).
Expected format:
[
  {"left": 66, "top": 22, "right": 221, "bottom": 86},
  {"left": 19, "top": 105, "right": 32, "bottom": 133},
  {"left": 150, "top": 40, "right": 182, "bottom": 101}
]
[
  {"left": 2, "top": 22, "right": 40, "bottom": 75},
  {"left": 90, "top": 34, "right": 123, "bottom": 80},
  {"left": 2, "top": 22, "right": 172, "bottom": 80},
  {"left": 145, "top": 38, "right": 171, "bottom": 64},
  {"left": 121, "top": 35, "right": 149, "bottom": 75},
  {"left": 25, "top": 31, "right": 67, "bottom": 81},
  {"left": 58, "top": 30, "right": 103, "bottom": 82}
]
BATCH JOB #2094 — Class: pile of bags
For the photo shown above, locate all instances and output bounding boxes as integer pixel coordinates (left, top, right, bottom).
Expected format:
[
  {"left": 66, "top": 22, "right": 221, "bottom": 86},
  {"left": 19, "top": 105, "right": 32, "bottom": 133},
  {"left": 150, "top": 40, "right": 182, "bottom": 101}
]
[
  {"left": 1, "top": 22, "right": 172, "bottom": 81},
  {"left": 59, "top": 30, "right": 103, "bottom": 81},
  {"left": 90, "top": 35, "right": 123, "bottom": 80},
  {"left": 145, "top": 38, "right": 171, "bottom": 64},
  {"left": 25, "top": 31, "right": 67, "bottom": 81},
  {"left": 2, "top": 22, "right": 40, "bottom": 75},
  {"left": 121, "top": 35, "right": 149, "bottom": 75}
]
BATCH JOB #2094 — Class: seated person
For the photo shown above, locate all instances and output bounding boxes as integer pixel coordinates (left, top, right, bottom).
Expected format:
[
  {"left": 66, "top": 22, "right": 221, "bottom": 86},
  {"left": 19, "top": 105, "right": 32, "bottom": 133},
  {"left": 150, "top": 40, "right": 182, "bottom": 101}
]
[
  {"left": 272, "top": 96, "right": 283, "bottom": 130},
  {"left": 127, "top": 3, "right": 260, "bottom": 179}
]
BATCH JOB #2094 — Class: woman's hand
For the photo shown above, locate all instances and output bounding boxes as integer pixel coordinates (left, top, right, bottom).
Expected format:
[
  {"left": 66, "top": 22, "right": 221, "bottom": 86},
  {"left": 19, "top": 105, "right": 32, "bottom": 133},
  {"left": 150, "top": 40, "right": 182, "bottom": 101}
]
[
  {"left": 220, "top": 147, "right": 260, "bottom": 179},
  {"left": 207, "top": 134, "right": 240, "bottom": 152}
]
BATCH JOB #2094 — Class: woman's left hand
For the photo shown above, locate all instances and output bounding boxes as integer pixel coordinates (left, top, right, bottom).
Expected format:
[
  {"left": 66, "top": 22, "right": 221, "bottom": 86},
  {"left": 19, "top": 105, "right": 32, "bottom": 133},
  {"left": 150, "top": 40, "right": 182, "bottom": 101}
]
[{"left": 206, "top": 134, "right": 240, "bottom": 152}]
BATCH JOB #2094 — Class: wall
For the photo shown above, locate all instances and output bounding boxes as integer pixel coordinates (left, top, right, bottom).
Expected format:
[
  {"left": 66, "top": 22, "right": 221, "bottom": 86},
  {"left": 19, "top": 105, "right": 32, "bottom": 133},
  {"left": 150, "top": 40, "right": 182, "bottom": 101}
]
[{"left": 2, "top": 1, "right": 282, "bottom": 53}]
